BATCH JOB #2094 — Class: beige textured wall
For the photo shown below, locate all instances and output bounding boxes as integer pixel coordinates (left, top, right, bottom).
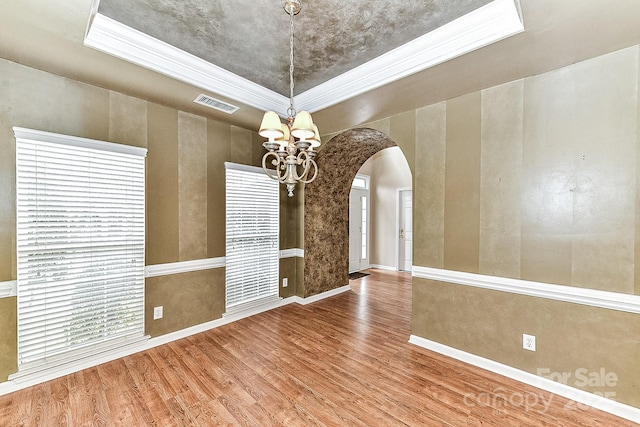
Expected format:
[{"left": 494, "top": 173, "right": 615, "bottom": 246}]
[
  {"left": 414, "top": 102, "right": 446, "bottom": 268},
  {"left": 178, "top": 112, "right": 208, "bottom": 261},
  {"left": 147, "top": 104, "right": 179, "bottom": 264},
  {"left": 0, "top": 58, "right": 286, "bottom": 379},
  {"left": 0, "top": 298, "right": 17, "bottom": 382},
  {"left": 411, "top": 45, "right": 640, "bottom": 407},
  {"left": 413, "top": 46, "right": 640, "bottom": 293},
  {"left": 146, "top": 269, "right": 225, "bottom": 337},
  {"left": 279, "top": 185, "right": 303, "bottom": 296}
]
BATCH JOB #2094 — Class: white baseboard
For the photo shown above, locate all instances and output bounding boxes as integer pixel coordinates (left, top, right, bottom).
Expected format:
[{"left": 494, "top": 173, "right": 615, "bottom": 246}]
[
  {"left": 289, "top": 284, "right": 351, "bottom": 305},
  {"left": 0, "top": 338, "right": 150, "bottom": 396},
  {"left": 0, "top": 284, "right": 351, "bottom": 397},
  {"left": 409, "top": 335, "right": 640, "bottom": 424},
  {"left": 369, "top": 264, "right": 398, "bottom": 272}
]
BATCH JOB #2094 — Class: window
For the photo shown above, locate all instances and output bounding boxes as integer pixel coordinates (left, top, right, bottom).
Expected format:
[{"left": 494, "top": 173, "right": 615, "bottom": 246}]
[
  {"left": 225, "top": 163, "right": 279, "bottom": 313},
  {"left": 361, "top": 195, "right": 368, "bottom": 260},
  {"left": 14, "top": 127, "right": 147, "bottom": 372},
  {"left": 352, "top": 174, "right": 369, "bottom": 190}
]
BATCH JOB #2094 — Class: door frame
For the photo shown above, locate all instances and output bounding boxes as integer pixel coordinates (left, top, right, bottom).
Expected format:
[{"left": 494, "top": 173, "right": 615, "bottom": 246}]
[
  {"left": 396, "top": 187, "right": 412, "bottom": 272},
  {"left": 349, "top": 174, "right": 371, "bottom": 273}
]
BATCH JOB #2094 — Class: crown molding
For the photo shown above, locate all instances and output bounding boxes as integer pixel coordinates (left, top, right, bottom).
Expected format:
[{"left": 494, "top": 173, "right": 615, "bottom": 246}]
[
  {"left": 84, "top": 0, "right": 522, "bottom": 116},
  {"left": 84, "top": 13, "right": 289, "bottom": 115},
  {"left": 296, "top": 0, "right": 524, "bottom": 112}
]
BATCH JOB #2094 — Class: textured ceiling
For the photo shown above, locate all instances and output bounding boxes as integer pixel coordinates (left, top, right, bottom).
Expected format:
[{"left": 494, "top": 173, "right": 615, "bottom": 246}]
[{"left": 97, "top": 0, "right": 492, "bottom": 96}]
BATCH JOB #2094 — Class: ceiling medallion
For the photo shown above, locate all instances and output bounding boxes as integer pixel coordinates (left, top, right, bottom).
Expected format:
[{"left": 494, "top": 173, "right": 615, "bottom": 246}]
[{"left": 259, "top": 0, "right": 320, "bottom": 197}]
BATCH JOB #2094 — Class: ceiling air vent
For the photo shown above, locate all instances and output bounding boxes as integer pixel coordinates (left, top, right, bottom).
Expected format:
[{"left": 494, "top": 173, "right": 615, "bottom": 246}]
[{"left": 193, "top": 94, "right": 239, "bottom": 114}]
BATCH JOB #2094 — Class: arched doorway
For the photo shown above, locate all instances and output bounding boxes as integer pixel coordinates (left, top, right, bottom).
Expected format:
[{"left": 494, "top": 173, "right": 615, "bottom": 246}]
[
  {"left": 303, "top": 128, "right": 399, "bottom": 297},
  {"left": 351, "top": 146, "right": 412, "bottom": 273}
]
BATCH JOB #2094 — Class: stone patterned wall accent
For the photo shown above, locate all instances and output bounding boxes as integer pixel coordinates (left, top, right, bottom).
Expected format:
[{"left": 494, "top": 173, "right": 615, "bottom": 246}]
[{"left": 304, "top": 128, "right": 396, "bottom": 296}]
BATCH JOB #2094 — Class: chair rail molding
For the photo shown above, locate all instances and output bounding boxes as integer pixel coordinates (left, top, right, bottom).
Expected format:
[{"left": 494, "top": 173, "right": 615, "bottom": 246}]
[
  {"left": 0, "top": 280, "right": 16, "bottom": 298},
  {"left": 412, "top": 266, "right": 640, "bottom": 314}
]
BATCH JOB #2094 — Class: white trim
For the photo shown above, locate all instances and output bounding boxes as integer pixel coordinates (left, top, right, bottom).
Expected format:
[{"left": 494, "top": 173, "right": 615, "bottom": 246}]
[
  {"left": 351, "top": 174, "right": 370, "bottom": 190},
  {"left": 1, "top": 337, "right": 150, "bottom": 393},
  {"left": 349, "top": 184, "right": 371, "bottom": 273},
  {"left": 370, "top": 264, "right": 397, "bottom": 272},
  {"left": 224, "top": 161, "right": 269, "bottom": 175},
  {"left": 0, "top": 280, "right": 16, "bottom": 298},
  {"left": 409, "top": 335, "right": 640, "bottom": 424},
  {"left": 295, "top": 0, "right": 524, "bottom": 112},
  {"left": 83, "top": 0, "right": 522, "bottom": 116},
  {"left": 0, "top": 282, "right": 352, "bottom": 397},
  {"left": 84, "top": 0, "right": 101, "bottom": 39},
  {"left": 84, "top": 14, "right": 288, "bottom": 115},
  {"left": 13, "top": 127, "right": 147, "bottom": 157},
  {"left": 412, "top": 266, "right": 640, "bottom": 314},
  {"left": 145, "top": 257, "right": 226, "bottom": 278},
  {"left": 396, "top": 187, "right": 412, "bottom": 272},
  {"left": 279, "top": 248, "right": 304, "bottom": 258},
  {"left": 223, "top": 296, "right": 285, "bottom": 319},
  {"left": 289, "top": 285, "right": 351, "bottom": 305},
  {"left": 144, "top": 251, "right": 303, "bottom": 279}
]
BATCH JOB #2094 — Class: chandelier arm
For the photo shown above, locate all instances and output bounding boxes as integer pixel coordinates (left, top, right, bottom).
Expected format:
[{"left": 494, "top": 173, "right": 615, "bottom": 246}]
[
  {"left": 291, "top": 150, "right": 310, "bottom": 180},
  {"left": 262, "top": 151, "right": 287, "bottom": 183},
  {"left": 292, "top": 151, "right": 318, "bottom": 184},
  {"left": 298, "top": 158, "right": 318, "bottom": 184}
]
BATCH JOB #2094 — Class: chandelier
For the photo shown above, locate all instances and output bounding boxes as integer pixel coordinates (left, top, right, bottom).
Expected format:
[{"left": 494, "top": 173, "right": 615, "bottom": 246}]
[{"left": 259, "top": 0, "right": 320, "bottom": 197}]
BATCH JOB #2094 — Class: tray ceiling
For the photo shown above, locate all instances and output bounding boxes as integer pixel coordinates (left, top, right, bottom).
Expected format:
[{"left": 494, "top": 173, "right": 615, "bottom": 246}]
[
  {"left": 97, "top": 0, "right": 494, "bottom": 96},
  {"left": 88, "top": 0, "right": 523, "bottom": 115}
]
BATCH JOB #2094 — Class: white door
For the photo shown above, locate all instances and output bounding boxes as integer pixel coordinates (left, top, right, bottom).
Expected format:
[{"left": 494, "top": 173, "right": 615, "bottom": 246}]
[
  {"left": 398, "top": 190, "right": 412, "bottom": 271},
  {"left": 349, "top": 187, "right": 370, "bottom": 273}
]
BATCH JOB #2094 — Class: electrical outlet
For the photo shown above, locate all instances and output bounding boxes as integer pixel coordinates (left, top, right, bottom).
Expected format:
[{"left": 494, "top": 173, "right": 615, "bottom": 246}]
[
  {"left": 523, "top": 334, "right": 536, "bottom": 351},
  {"left": 153, "top": 306, "right": 163, "bottom": 320},
  {"left": 282, "top": 277, "right": 288, "bottom": 287}
]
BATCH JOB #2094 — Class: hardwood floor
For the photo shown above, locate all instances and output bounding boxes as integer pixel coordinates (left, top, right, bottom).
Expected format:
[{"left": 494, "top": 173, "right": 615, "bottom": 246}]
[{"left": 1, "top": 268, "right": 637, "bottom": 426}]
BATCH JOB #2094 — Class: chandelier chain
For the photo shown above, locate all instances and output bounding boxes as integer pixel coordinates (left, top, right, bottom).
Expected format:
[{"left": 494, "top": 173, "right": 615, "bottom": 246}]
[
  {"left": 259, "top": 0, "right": 318, "bottom": 198},
  {"left": 288, "top": 6, "right": 296, "bottom": 118}
]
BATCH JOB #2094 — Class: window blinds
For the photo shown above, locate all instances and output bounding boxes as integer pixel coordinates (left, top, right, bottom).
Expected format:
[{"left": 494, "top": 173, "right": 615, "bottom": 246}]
[
  {"left": 225, "top": 163, "right": 279, "bottom": 311},
  {"left": 14, "top": 127, "right": 147, "bottom": 370}
]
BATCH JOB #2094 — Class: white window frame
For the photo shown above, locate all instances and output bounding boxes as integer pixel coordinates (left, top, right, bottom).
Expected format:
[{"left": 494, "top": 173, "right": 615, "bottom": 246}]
[
  {"left": 13, "top": 127, "right": 148, "bottom": 376},
  {"left": 225, "top": 162, "right": 280, "bottom": 315},
  {"left": 352, "top": 174, "right": 370, "bottom": 190}
]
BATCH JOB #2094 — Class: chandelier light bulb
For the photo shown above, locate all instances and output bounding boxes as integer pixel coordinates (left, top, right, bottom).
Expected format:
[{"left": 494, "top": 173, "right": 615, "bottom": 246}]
[{"left": 275, "top": 123, "right": 290, "bottom": 151}]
